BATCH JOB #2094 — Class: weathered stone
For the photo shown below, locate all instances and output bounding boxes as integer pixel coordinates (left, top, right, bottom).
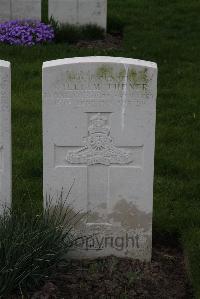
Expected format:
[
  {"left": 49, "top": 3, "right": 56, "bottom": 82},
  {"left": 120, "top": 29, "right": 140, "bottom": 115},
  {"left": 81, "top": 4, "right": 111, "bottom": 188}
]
[
  {"left": 0, "top": 60, "right": 11, "bottom": 213},
  {"left": 12, "top": 0, "right": 41, "bottom": 20},
  {"left": 0, "top": 0, "right": 41, "bottom": 22},
  {"left": 48, "top": 0, "right": 107, "bottom": 29},
  {"left": 43, "top": 56, "right": 157, "bottom": 260},
  {"left": 0, "top": 0, "right": 11, "bottom": 22}
]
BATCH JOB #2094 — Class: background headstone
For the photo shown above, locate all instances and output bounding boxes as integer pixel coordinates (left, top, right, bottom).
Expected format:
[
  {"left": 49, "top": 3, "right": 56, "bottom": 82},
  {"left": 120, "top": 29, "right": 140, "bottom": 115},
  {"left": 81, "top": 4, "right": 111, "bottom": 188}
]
[
  {"left": 48, "top": 0, "right": 107, "bottom": 29},
  {"left": 0, "top": 0, "right": 41, "bottom": 22},
  {"left": 43, "top": 56, "right": 157, "bottom": 260},
  {"left": 0, "top": 60, "right": 11, "bottom": 213},
  {"left": 12, "top": 0, "right": 41, "bottom": 20},
  {"left": 0, "top": 0, "right": 11, "bottom": 23}
]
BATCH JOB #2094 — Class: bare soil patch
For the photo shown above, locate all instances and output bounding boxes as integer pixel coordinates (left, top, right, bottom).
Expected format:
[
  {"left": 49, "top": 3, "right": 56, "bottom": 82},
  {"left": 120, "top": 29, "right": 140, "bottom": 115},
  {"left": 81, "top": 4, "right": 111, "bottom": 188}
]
[
  {"left": 30, "top": 242, "right": 193, "bottom": 299},
  {"left": 75, "top": 32, "right": 123, "bottom": 50}
]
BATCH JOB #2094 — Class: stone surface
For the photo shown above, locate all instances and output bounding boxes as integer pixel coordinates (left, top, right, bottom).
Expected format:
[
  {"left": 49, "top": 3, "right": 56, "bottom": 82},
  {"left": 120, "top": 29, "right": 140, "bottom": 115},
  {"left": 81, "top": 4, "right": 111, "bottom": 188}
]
[
  {"left": 0, "top": 0, "right": 41, "bottom": 22},
  {"left": 12, "top": 0, "right": 41, "bottom": 20},
  {"left": 43, "top": 56, "right": 157, "bottom": 260},
  {"left": 48, "top": 0, "right": 107, "bottom": 29},
  {"left": 0, "top": 0, "right": 11, "bottom": 22},
  {"left": 0, "top": 60, "right": 11, "bottom": 213}
]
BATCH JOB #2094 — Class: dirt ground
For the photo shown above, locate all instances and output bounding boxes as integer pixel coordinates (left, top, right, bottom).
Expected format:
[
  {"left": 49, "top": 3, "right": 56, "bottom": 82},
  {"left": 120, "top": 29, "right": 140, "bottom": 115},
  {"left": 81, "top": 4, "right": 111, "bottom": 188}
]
[
  {"left": 30, "top": 240, "right": 193, "bottom": 299},
  {"left": 75, "top": 33, "right": 123, "bottom": 50}
]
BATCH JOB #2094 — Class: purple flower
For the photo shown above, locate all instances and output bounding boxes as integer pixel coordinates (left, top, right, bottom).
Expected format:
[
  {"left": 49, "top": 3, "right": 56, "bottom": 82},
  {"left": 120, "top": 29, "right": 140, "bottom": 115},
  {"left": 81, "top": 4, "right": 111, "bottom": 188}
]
[{"left": 0, "top": 19, "right": 55, "bottom": 46}]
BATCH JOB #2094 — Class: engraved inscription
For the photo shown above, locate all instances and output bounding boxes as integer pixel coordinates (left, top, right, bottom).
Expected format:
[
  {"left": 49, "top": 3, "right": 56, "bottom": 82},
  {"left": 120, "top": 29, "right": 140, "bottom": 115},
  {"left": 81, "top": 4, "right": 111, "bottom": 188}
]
[
  {"left": 66, "top": 113, "right": 134, "bottom": 166},
  {"left": 43, "top": 68, "right": 153, "bottom": 109}
]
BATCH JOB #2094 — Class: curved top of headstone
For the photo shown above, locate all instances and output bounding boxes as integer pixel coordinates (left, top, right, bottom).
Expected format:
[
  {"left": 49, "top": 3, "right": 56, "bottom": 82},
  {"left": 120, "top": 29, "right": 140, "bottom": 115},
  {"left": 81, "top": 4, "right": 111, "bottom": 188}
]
[
  {"left": 43, "top": 56, "right": 157, "bottom": 69},
  {"left": 0, "top": 60, "right": 10, "bottom": 68}
]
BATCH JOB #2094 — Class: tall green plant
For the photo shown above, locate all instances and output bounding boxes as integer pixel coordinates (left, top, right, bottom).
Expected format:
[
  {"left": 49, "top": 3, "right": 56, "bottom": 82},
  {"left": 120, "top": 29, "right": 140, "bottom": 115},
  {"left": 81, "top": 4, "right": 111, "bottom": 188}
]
[
  {"left": 49, "top": 17, "right": 105, "bottom": 43},
  {"left": 0, "top": 194, "right": 82, "bottom": 297}
]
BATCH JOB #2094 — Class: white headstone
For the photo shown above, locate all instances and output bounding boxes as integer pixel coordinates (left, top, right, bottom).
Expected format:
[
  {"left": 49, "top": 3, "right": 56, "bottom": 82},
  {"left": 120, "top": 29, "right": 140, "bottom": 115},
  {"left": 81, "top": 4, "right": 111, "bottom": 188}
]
[
  {"left": 49, "top": 0, "right": 107, "bottom": 29},
  {"left": 0, "top": 60, "right": 11, "bottom": 213},
  {"left": 43, "top": 56, "right": 157, "bottom": 260},
  {"left": 12, "top": 0, "right": 41, "bottom": 20},
  {"left": 0, "top": 0, "right": 41, "bottom": 22},
  {"left": 0, "top": 1, "right": 11, "bottom": 23}
]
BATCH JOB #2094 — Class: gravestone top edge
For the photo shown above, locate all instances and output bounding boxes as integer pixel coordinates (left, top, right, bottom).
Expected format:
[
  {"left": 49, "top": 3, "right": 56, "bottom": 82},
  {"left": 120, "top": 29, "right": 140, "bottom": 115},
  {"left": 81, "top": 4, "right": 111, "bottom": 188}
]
[
  {"left": 42, "top": 56, "right": 157, "bottom": 70},
  {"left": 0, "top": 60, "right": 10, "bottom": 68}
]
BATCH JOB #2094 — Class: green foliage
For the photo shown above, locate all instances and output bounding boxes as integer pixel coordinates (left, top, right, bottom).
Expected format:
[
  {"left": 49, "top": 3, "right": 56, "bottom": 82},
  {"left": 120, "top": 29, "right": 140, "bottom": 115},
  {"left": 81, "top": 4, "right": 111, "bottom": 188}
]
[
  {"left": 182, "top": 229, "right": 200, "bottom": 298},
  {"left": 107, "top": 14, "right": 126, "bottom": 34},
  {"left": 41, "top": 0, "right": 48, "bottom": 23},
  {"left": 0, "top": 197, "right": 81, "bottom": 297},
  {"left": 50, "top": 18, "right": 105, "bottom": 44},
  {"left": 125, "top": 271, "right": 139, "bottom": 286}
]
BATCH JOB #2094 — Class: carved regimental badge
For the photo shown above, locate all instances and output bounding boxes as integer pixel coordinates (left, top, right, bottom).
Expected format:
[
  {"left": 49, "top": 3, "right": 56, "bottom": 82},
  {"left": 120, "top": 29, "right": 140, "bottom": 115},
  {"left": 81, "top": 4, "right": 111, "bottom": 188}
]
[{"left": 66, "top": 113, "right": 134, "bottom": 166}]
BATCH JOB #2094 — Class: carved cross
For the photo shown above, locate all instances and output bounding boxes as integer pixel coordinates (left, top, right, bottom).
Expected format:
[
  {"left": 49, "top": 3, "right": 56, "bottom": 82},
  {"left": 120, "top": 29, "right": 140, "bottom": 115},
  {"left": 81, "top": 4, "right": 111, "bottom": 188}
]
[{"left": 55, "top": 113, "right": 143, "bottom": 224}]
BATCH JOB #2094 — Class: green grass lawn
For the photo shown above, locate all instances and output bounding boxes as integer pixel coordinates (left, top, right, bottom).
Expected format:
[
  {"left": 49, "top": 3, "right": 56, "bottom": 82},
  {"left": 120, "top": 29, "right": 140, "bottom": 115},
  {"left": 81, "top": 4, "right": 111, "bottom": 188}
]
[{"left": 0, "top": 0, "right": 200, "bottom": 297}]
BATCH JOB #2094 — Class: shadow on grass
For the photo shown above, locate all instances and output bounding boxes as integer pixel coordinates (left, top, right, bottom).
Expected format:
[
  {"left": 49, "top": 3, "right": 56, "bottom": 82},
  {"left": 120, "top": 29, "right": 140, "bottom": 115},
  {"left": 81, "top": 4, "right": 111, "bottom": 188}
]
[{"left": 50, "top": 18, "right": 106, "bottom": 44}]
